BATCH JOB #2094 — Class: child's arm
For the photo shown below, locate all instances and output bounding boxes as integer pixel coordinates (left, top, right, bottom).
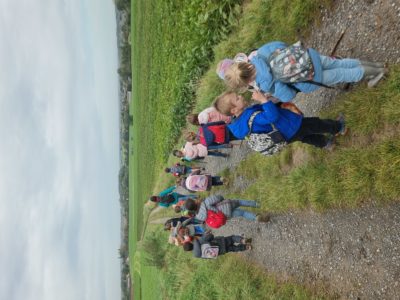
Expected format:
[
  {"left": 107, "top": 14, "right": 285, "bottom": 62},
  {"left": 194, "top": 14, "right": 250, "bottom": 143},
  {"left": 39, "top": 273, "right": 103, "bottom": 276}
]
[
  {"left": 159, "top": 186, "right": 176, "bottom": 196},
  {"left": 204, "top": 195, "right": 224, "bottom": 211}
]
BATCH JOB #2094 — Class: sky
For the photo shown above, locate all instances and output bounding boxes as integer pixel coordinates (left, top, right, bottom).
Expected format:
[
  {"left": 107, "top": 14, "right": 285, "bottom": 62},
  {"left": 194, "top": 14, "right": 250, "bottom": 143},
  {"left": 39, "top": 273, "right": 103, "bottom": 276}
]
[{"left": 0, "top": 0, "right": 121, "bottom": 299}]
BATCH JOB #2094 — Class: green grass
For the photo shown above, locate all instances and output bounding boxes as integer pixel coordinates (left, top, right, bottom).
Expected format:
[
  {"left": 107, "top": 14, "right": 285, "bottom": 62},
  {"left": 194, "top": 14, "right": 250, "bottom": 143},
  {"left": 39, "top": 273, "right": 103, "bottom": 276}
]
[{"left": 223, "top": 67, "right": 400, "bottom": 211}]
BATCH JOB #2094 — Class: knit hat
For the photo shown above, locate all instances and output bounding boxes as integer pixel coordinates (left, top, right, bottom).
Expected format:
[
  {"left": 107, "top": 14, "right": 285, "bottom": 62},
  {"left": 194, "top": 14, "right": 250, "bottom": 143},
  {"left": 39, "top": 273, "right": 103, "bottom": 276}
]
[{"left": 216, "top": 59, "right": 234, "bottom": 79}]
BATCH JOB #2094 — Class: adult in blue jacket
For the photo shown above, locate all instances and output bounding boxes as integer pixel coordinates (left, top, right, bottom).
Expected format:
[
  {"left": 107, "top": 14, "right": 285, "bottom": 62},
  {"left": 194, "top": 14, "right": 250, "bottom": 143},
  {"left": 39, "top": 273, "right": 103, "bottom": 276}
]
[
  {"left": 214, "top": 91, "right": 347, "bottom": 149},
  {"left": 219, "top": 41, "right": 386, "bottom": 102}
]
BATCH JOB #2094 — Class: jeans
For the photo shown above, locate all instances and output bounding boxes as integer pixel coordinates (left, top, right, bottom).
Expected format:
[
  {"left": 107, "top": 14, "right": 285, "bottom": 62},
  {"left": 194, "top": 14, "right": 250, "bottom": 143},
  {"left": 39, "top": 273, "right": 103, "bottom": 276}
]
[
  {"left": 289, "top": 117, "right": 341, "bottom": 148},
  {"left": 230, "top": 200, "right": 258, "bottom": 220},
  {"left": 320, "top": 55, "right": 364, "bottom": 86}
]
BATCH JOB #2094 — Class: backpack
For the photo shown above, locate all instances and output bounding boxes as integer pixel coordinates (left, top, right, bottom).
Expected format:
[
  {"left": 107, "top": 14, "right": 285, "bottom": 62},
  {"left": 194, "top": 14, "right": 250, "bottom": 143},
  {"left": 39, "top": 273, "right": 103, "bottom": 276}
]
[
  {"left": 246, "top": 111, "right": 287, "bottom": 156},
  {"left": 205, "top": 210, "right": 227, "bottom": 229},
  {"left": 267, "top": 41, "right": 314, "bottom": 83},
  {"left": 197, "top": 121, "right": 229, "bottom": 147}
]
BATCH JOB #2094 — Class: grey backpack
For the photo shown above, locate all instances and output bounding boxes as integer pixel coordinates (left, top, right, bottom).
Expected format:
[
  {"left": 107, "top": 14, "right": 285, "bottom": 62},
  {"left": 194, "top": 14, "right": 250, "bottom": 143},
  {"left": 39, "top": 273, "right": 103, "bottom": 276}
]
[
  {"left": 267, "top": 41, "right": 314, "bottom": 83},
  {"left": 246, "top": 111, "right": 287, "bottom": 156}
]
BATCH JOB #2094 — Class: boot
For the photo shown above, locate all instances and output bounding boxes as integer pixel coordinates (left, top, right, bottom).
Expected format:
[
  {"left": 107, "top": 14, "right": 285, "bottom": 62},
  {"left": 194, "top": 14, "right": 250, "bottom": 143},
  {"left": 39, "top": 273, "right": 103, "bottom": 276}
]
[
  {"left": 361, "top": 65, "right": 387, "bottom": 88},
  {"left": 360, "top": 60, "right": 385, "bottom": 68}
]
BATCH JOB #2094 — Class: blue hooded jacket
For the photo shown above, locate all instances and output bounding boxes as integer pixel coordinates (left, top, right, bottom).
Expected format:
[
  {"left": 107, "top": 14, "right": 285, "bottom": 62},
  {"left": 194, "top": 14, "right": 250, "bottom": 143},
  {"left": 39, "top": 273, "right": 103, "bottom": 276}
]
[
  {"left": 227, "top": 102, "right": 302, "bottom": 141},
  {"left": 250, "top": 41, "right": 323, "bottom": 102}
]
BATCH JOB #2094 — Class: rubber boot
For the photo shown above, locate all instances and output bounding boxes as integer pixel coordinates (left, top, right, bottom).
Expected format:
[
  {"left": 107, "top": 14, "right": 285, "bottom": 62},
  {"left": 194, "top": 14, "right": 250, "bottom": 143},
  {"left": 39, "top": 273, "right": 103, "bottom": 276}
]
[
  {"left": 360, "top": 60, "right": 385, "bottom": 68},
  {"left": 361, "top": 65, "right": 386, "bottom": 88}
]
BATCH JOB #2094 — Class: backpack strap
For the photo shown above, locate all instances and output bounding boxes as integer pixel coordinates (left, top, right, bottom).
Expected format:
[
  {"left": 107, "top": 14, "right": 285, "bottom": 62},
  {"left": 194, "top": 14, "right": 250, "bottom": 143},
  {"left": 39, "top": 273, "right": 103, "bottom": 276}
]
[{"left": 247, "top": 111, "right": 277, "bottom": 136}]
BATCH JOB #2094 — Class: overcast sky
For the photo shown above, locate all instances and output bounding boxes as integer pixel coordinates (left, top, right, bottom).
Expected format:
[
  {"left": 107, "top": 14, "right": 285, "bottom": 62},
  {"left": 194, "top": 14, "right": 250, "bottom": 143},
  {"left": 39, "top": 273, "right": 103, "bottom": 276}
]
[{"left": 0, "top": 0, "right": 121, "bottom": 299}]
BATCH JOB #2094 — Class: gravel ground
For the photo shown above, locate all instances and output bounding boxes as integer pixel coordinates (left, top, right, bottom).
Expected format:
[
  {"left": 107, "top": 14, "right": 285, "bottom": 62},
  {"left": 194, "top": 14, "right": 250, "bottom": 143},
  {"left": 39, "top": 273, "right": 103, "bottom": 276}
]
[{"left": 201, "top": 1, "right": 400, "bottom": 298}]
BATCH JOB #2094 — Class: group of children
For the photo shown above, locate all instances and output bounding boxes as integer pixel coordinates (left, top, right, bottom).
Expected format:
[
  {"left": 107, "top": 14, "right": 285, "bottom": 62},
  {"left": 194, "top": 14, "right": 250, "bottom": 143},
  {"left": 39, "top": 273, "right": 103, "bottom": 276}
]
[{"left": 150, "top": 40, "right": 387, "bottom": 259}]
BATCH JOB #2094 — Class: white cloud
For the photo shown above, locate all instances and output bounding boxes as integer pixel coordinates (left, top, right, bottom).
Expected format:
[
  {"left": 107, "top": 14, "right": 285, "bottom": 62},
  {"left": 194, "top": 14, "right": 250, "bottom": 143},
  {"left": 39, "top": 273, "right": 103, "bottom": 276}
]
[{"left": 0, "top": 0, "right": 120, "bottom": 299}]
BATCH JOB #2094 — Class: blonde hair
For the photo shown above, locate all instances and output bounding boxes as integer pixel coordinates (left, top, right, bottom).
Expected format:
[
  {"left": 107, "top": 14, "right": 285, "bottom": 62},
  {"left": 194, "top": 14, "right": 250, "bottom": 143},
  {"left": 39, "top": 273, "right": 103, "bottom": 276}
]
[
  {"left": 213, "top": 91, "right": 235, "bottom": 116},
  {"left": 224, "top": 62, "right": 256, "bottom": 92}
]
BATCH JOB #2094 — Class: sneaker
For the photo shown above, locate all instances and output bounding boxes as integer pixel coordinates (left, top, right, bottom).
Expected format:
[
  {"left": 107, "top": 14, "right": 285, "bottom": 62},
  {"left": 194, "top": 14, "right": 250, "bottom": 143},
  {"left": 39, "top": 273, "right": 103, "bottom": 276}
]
[
  {"left": 240, "top": 237, "right": 252, "bottom": 244},
  {"left": 246, "top": 244, "right": 253, "bottom": 250},
  {"left": 367, "top": 69, "right": 387, "bottom": 88},
  {"left": 256, "top": 213, "right": 270, "bottom": 223},
  {"left": 324, "top": 135, "right": 336, "bottom": 151},
  {"left": 335, "top": 113, "right": 348, "bottom": 136}
]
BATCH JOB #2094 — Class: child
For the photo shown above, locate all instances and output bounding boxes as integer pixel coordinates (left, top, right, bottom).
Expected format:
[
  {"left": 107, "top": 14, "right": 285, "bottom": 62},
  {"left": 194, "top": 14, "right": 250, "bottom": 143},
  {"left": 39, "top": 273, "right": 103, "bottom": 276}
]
[
  {"left": 183, "top": 232, "right": 252, "bottom": 259},
  {"left": 181, "top": 173, "right": 224, "bottom": 192},
  {"left": 185, "top": 195, "right": 269, "bottom": 222},
  {"left": 173, "top": 142, "right": 228, "bottom": 161},
  {"left": 214, "top": 91, "right": 347, "bottom": 150},
  {"left": 186, "top": 106, "right": 231, "bottom": 125},
  {"left": 164, "top": 163, "right": 203, "bottom": 177},
  {"left": 218, "top": 41, "right": 387, "bottom": 102},
  {"left": 184, "top": 130, "right": 233, "bottom": 149},
  {"left": 149, "top": 186, "right": 197, "bottom": 208}
]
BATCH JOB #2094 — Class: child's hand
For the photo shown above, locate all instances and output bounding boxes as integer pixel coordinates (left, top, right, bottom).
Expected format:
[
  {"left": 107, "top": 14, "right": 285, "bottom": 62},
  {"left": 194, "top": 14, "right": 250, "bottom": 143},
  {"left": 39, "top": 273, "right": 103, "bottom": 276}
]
[{"left": 252, "top": 91, "right": 268, "bottom": 103}]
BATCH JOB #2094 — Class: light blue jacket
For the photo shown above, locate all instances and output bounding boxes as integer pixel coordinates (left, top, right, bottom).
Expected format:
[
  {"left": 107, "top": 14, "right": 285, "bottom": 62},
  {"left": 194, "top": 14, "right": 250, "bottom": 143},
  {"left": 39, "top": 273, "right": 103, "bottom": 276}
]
[{"left": 250, "top": 41, "right": 323, "bottom": 102}]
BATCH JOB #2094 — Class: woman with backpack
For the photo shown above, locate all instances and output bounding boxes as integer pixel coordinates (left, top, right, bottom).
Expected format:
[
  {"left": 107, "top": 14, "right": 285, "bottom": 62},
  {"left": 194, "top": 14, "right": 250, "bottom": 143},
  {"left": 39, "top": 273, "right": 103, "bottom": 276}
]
[{"left": 218, "top": 41, "right": 387, "bottom": 102}]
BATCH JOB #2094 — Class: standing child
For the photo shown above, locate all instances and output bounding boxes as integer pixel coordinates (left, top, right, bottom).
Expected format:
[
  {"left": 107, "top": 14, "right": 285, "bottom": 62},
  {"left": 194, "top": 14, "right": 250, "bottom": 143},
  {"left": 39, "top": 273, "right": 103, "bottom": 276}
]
[
  {"left": 183, "top": 232, "right": 252, "bottom": 259},
  {"left": 164, "top": 162, "right": 203, "bottom": 177},
  {"left": 173, "top": 141, "right": 228, "bottom": 161},
  {"left": 149, "top": 186, "right": 197, "bottom": 208},
  {"left": 185, "top": 195, "right": 269, "bottom": 223},
  {"left": 180, "top": 172, "right": 225, "bottom": 193},
  {"left": 218, "top": 41, "right": 387, "bottom": 102},
  {"left": 214, "top": 91, "right": 347, "bottom": 151}
]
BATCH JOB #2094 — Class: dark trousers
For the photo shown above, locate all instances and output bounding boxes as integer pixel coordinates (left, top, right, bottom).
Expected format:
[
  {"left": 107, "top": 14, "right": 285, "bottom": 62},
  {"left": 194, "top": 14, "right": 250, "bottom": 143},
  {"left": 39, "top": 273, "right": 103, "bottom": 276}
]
[
  {"left": 211, "top": 176, "right": 223, "bottom": 186},
  {"left": 289, "top": 117, "right": 341, "bottom": 148},
  {"left": 207, "top": 151, "right": 228, "bottom": 157},
  {"left": 225, "top": 235, "right": 246, "bottom": 253}
]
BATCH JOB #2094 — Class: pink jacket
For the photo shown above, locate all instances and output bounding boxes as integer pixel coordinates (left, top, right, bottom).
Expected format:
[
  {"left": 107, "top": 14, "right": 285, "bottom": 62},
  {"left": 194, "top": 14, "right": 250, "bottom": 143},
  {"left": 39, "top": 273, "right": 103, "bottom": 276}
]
[
  {"left": 198, "top": 107, "right": 231, "bottom": 124},
  {"left": 185, "top": 175, "right": 211, "bottom": 192},
  {"left": 183, "top": 142, "right": 208, "bottom": 159}
]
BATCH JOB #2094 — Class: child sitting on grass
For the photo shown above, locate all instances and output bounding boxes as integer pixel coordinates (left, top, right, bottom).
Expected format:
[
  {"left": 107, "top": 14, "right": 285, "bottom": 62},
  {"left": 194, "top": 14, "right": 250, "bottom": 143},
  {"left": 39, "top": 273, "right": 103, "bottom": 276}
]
[{"left": 214, "top": 91, "right": 347, "bottom": 150}]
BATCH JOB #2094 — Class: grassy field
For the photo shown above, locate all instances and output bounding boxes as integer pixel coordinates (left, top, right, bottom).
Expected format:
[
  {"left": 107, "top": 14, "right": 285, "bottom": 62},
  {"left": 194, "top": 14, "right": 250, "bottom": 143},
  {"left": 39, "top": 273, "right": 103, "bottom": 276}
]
[{"left": 130, "top": 0, "right": 336, "bottom": 299}]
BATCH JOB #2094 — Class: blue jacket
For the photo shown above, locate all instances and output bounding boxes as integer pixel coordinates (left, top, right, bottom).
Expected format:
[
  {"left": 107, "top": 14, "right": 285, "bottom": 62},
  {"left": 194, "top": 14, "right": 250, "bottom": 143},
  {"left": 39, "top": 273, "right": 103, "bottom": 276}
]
[
  {"left": 250, "top": 41, "right": 323, "bottom": 102},
  {"left": 227, "top": 102, "right": 302, "bottom": 141}
]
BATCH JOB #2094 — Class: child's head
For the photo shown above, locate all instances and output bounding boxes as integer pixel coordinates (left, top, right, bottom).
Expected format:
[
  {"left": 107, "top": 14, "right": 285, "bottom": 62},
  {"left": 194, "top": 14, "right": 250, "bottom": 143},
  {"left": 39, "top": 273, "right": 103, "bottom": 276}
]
[
  {"left": 173, "top": 150, "right": 183, "bottom": 158},
  {"left": 184, "top": 198, "right": 198, "bottom": 212},
  {"left": 164, "top": 221, "right": 172, "bottom": 231},
  {"left": 214, "top": 92, "right": 247, "bottom": 117},
  {"left": 224, "top": 62, "right": 256, "bottom": 92},
  {"left": 183, "top": 241, "right": 193, "bottom": 251},
  {"left": 216, "top": 59, "right": 234, "bottom": 80},
  {"left": 149, "top": 196, "right": 160, "bottom": 203},
  {"left": 164, "top": 167, "right": 171, "bottom": 173},
  {"left": 174, "top": 205, "right": 182, "bottom": 213},
  {"left": 186, "top": 113, "right": 200, "bottom": 126}
]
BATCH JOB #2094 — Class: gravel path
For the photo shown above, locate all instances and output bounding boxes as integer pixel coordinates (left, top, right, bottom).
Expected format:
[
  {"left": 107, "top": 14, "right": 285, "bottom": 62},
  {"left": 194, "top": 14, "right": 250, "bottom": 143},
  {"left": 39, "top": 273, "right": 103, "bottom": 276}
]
[{"left": 201, "top": 1, "right": 400, "bottom": 298}]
